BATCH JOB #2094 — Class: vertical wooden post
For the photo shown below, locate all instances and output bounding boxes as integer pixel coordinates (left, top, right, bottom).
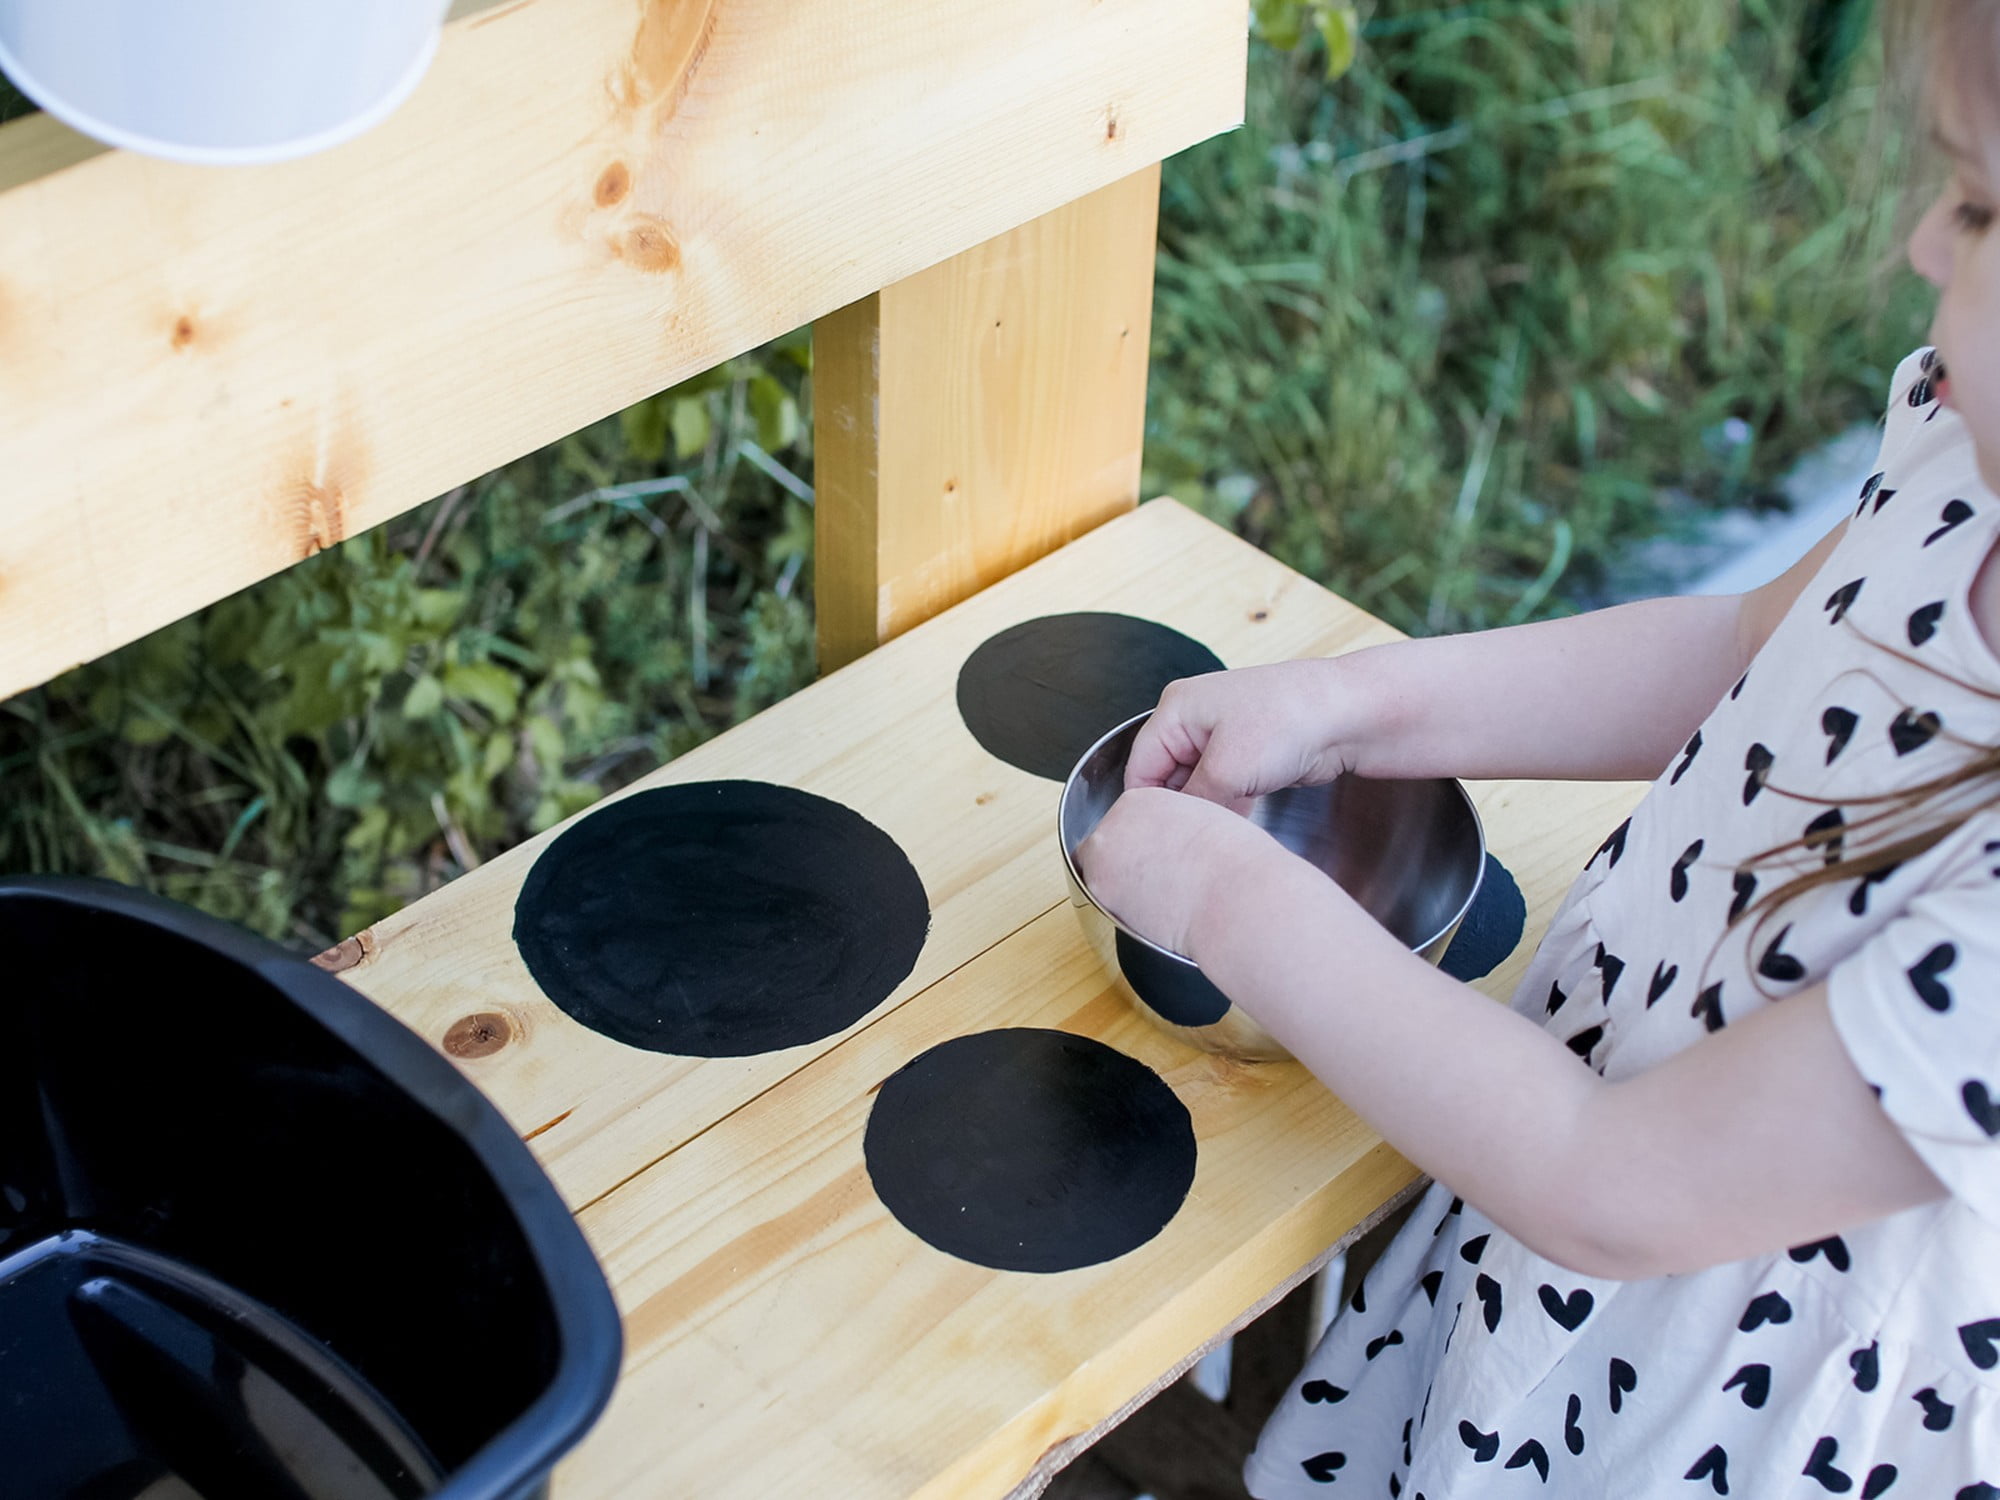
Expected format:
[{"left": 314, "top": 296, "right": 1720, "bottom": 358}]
[{"left": 813, "top": 164, "right": 1162, "bottom": 673}]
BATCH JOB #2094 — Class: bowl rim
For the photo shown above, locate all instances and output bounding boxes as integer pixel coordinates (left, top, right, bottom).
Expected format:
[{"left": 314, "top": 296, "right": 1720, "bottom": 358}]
[{"left": 1057, "top": 709, "right": 1488, "bottom": 968}]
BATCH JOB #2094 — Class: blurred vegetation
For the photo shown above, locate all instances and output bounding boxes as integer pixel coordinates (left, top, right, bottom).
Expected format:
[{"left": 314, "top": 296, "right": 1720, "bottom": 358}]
[{"left": 0, "top": 0, "right": 1934, "bottom": 945}]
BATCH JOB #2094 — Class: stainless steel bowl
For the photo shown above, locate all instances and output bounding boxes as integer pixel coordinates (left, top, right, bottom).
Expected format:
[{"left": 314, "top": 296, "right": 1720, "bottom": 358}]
[{"left": 1059, "top": 712, "right": 1486, "bottom": 1061}]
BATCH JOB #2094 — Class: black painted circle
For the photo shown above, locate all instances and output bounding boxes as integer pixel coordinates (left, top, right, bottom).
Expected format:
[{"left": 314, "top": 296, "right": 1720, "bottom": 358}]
[
  {"left": 956, "top": 613, "right": 1226, "bottom": 781},
  {"left": 1438, "top": 854, "right": 1526, "bottom": 982},
  {"left": 864, "top": 1028, "right": 1197, "bottom": 1273},
  {"left": 513, "top": 781, "right": 929, "bottom": 1056}
]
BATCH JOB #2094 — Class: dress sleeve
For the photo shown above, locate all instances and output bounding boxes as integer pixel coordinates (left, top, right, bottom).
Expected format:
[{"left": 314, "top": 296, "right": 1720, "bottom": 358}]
[{"left": 1825, "top": 832, "right": 2000, "bottom": 1229}]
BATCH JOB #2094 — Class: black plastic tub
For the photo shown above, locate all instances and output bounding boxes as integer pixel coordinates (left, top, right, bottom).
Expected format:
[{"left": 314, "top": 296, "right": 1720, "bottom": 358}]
[{"left": 0, "top": 875, "right": 622, "bottom": 1500}]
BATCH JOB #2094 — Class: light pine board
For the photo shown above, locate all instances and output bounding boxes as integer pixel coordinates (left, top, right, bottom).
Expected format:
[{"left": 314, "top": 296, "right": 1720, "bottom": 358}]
[
  {"left": 337, "top": 498, "right": 1645, "bottom": 1498},
  {"left": 337, "top": 500, "right": 1415, "bottom": 1211},
  {"left": 815, "top": 165, "right": 1162, "bottom": 672},
  {"left": 0, "top": 0, "right": 1245, "bottom": 700}
]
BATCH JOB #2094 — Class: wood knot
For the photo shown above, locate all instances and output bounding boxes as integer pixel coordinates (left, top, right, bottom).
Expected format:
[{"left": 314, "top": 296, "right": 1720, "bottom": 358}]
[
  {"left": 170, "top": 315, "right": 197, "bottom": 351},
  {"left": 594, "top": 161, "right": 631, "bottom": 207},
  {"left": 975, "top": 791, "right": 996, "bottom": 806},
  {"left": 311, "top": 931, "right": 377, "bottom": 974},
  {"left": 616, "top": 215, "right": 682, "bottom": 273},
  {"left": 443, "top": 1011, "right": 513, "bottom": 1059},
  {"left": 1249, "top": 608, "right": 1270, "bottom": 622},
  {"left": 1105, "top": 106, "right": 1121, "bottom": 141}
]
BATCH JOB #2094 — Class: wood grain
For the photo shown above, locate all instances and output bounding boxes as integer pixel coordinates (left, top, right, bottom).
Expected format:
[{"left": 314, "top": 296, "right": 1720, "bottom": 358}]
[
  {"left": 335, "top": 498, "right": 1646, "bottom": 1499},
  {"left": 815, "top": 165, "right": 1161, "bottom": 672},
  {"left": 0, "top": 0, "right": 1244, "bottom": 699},
  {"left": 340, "top": 501, "right": 1405, "bottom": 1212}
]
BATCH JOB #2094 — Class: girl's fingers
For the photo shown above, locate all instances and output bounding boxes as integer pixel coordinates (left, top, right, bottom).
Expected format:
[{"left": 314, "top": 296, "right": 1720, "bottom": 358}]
[{"left": 1125, "top": 715, "right": 1199, "bottom": 789}]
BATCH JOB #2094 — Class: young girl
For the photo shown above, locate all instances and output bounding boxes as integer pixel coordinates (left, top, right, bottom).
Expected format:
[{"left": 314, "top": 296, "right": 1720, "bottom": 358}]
[{"left": 1077, "top": 6, "right": 2000, "bottom": 1494}]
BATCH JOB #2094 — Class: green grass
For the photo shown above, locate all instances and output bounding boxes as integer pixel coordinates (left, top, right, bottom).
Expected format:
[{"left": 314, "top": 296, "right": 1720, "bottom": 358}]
[{"left": 0, "top": 0, "right": 1938, "bottom": 942}]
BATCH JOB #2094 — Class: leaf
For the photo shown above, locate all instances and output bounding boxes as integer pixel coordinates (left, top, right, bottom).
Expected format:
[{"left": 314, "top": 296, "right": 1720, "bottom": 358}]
[
  {"left": 621, "top": 397, "right": 672, "bottom": 465},
  {"left": 671, "top": 397, "right": 713, "bottom": 459},
  {"left": 402, "top": 674, "right": 444, "bottom": 720},
  {"left": 325, "top": 761, "right": 383, "bottom": 810},
  {"left": 748, "top": 374, "right": 800, "bottom": 453},
  {"left": 1316, "top": 3, "right": 1359, "bottom": 79},
  {"left": 442, "top": 661, "right": 521, "bottom": 722}
]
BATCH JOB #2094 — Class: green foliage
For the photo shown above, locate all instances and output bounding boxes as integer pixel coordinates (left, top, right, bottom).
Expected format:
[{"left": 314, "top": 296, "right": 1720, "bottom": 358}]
[
  {"left": 0, "top": 333, "right": 816, "bottom": 947},
  {"left": 1148, "top": 0, "right": 1929, "bottom": 634}
]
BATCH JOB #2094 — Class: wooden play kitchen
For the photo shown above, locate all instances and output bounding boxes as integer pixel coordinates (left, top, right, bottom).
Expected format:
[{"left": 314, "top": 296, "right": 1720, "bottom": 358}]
[{"left": 0, "top": 1, "right": 1647, "bottom": 1496}]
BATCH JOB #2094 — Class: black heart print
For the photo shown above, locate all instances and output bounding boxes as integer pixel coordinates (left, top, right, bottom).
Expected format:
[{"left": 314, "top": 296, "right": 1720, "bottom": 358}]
[
  {"left": 1403, "top": 1418, "right": 1412, "bottom": 1467},
  {"left": 1302, "top": 1450, "right": 1347, "bottom": 1482},
  {"left": 1959, "top": 1316, "right": 2000, "bottom": 1370},
  {"left": 1686, "top": 1444, "right": 1730, "bottom": 1494},
  {"left": 1955, "top": 1485, "right": 2000, "bottom": 1500},
  {"left": 1805, "top": 1435, "right": 1853, "bottom": 1493},
  {"left": 1743, "top": 743, "right": 1774, "bottom": 804},
  {"left": 1907, "top": 943, "right": 1957, "bottom": 1011},
  {"left": 1964, "top": 1080, "right": 2000, "bottom": 1137},
  {"left": 1862, "top": 1466, "right": 1898, "bottom": 1499},
  {"left": 1925, "top": 498, "right": 1975, "bottom": 546},
  {"left": 1566, "top": 1026, "right": 1604, "bottom": 1063},
  {"left": 1301, "top": 1379, "right": 1347, "bottom": 1404},
  {"left": 1821, "top": 707, "right": 1858, "bottom": 763},
  {"left": 1788, "top": 1235, "right": 1851, "bottom": 1272},
  {"left": 1759, "top": 926, "right": 1806, "bottom": 983},
  {"left": 1856, "top": 470, "right": 1886, "bottom": 514},
  {"left": 1609, "top": 1357, "right": 1637, "bottom": 1413},
  {"left": 1889, "top": 708, "right": 1941, "bottom": 755},
  {"left": 1804, "top": 808, "right": 1846, "bottom": 865},
  {"left": 1505, "top": 1439, "right": 1550, "bottom": 1482},
  {"left": 1388, "top": 1477, "right": 1401, "bottom": 1500},
  {"left": 1420, "top": 1269, "right": 1444, "bottom": 1304},
  {"left": 1461, "top": 1233, "right": 1489, "bottom": 1264},
  {"left": 1671, "top": 840, "right": 1703, "bottom": 901},
  {"left": 1563, "top": 1393, "right": 1585, "bottom": 1456},
  {"left": 1914, "top": 1386, "right": 1955, "bottom": 1431},
  {"left": 1908, "top": 600, "right": 1945, "bottom": 646},
  {"left": 1824, "top": 579, "right": 1864, "bottom": 623},
  {"left": 1671, "top": 731, "right": 1703, "bottom": 785},
  {"left": 1723, "top": 1362, "right": 1770, "bottom": 1408},
  {"left": 1595, "top": 943, "right": 1625, "bottom": 1000},
  {"left": 1546, "top": 981, "right": 1568, "bottom": 1015},
  {"left": 1740, "top": 1290, "right": 1793, "bottom": 1331},
  {"left": 1647, "top": 961, "right": 1678, "bottom": 1007},
  {"left": 1476, "top": 1273, "right": 1503, "bottom": 1333},
  {"left": 1730, "top": 870, "right": 1757, "bottom": 921},
  {"left": 1365, "top": 1328, "right": 1404, "bottom": 1360},
  {"left": 1850, "top": 1340, "right": 1880, "bottom": 1391},
  {"left": 1458, "top": 1421, "right": 1500, "bottom": 1462},
  {"left": 1692, "top": 982, "right": 1725, "bottom": 1033},
  {"left": 1434, "top": 1196, "right": 1463, "bottom": 1233},
  {"left": 1540, "top": 1285, "right": 1595, "bottom": 1332},
  {"left": 1849, "top": 863, "right": 1898, "bottom": 917},
  {"left": 1731, "top": 670, "right": 1749, "bottom": 700},
  {"left": 1593, "top": 818, "right": 1631, "bottom": 870},
  {"left": 1909, "top": 366, "right": 1938, "bottom": 405}
]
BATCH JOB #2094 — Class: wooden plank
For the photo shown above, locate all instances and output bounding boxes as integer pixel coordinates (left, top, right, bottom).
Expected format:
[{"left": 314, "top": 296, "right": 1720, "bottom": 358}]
[
  {"left": 336, "top": 499, "right": 1643, "bottom": 1498},
  {"left": 0, "top": 0, "right": 1245, "bottom": 701},
  {"left": 814, "top": 164, "right": 1161, "bottom": 672},
  {"left": 337, "top": 501, "right": 1408, "bottom": 1212},
  {"left": 561, "top": 905, "right": 1424, "bottom": 1500}
]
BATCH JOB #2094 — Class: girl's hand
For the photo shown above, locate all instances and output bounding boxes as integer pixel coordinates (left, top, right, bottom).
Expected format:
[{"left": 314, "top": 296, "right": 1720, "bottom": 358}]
[
  {"left": 1074, "top": 786, "right": 1287, "bottom": 960},
  {"left": 1125, "top": 660, "right": 1371, "bottom": 806}
]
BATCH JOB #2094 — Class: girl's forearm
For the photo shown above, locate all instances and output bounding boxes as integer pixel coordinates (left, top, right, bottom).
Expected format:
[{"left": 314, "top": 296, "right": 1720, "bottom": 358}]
[
  {"left": 1327, "top": 592, "right": 1746, "bottom": 783},
  {"left": 1192, "top": 846, "right": 1614, "bottom": 1271}
]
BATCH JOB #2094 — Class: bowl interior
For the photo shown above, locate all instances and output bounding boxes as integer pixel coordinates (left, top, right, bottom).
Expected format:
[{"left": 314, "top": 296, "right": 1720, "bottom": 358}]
[{"left": 1060, "top": 716, "right": 1485, "bottom": 954}]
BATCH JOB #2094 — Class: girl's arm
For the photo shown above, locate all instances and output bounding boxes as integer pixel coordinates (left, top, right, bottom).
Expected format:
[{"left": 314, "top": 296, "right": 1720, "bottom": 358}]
[
  {"left": 1109, "top": 807, "right": 1944, "bottom": 1280},
  {"left": 1132, "top": 521, "right": 1846, "bottom": 795}
]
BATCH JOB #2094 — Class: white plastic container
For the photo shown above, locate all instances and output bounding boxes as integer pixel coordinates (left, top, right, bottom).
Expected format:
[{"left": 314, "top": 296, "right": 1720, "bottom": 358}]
[{"left": 0, "top": 0, "right": 454, "bottom": 166}]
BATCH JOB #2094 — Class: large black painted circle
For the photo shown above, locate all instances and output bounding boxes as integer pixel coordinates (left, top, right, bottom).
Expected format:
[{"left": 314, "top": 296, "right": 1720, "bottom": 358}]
[
  {"left": 864, "top": 1028, "right": 1197, "bottom": 1273},
  {"left": 1438, "top": 854, "right": 1526, "bottom": 983},
  {"left": 956, "top": 612, "right": 1226, "bottom": 781},
  {"left": 513, "top": 781, "right": 929, "bottom": 1057}
]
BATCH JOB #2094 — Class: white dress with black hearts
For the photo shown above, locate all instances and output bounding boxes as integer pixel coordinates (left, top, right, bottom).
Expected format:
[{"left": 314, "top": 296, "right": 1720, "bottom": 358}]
[{"left": 1246, "top": 348, "right": 2000, "bottom": 1500}]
